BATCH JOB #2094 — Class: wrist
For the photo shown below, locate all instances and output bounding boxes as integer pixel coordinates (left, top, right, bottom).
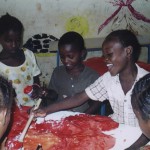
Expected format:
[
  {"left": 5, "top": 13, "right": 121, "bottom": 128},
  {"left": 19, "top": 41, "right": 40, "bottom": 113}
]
[{"left": 44, "top": 107, "right": 49, "bottom": 116}]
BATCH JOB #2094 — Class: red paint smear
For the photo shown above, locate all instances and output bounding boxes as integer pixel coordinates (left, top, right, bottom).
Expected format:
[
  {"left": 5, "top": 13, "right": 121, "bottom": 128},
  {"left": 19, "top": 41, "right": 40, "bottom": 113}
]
[
  {"left": 7, "top": 106, "right": 119, "bottom": 150},
  {"left": 98, "top": 0, "right": 150, "bottom": 33}
]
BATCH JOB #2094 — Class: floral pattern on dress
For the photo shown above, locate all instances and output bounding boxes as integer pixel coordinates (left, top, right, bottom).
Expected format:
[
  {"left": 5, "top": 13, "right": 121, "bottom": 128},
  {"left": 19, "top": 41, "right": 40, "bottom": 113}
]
[{"left": 0, "top": 48, "right": 40, "bottom": 106}]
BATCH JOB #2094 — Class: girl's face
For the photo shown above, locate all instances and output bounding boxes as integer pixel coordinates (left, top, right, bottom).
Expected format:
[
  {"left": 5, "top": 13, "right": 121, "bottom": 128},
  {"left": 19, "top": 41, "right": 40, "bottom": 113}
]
[
  {"left": 134, "top": 109, "right": 150, "bottom": 139},
  {"left": 0, "top": 109, "right": 10, "bottom": 139},
  {"left": 0, "top": 30, "right": 22, "bottom": 54},
  {"left": 102, "top": 40, "right": 129, "bottom": 76},
  {"left": 59, "top": 44, "right": 83, "bottom": 71}
]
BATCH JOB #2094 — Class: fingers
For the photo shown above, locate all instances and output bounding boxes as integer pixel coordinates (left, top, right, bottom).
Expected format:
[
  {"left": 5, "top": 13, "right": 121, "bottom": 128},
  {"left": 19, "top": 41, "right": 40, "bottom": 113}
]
[
  {"left": 32, "top": 108, "right": 46, "bottom": 118},
  {"left": 30, "top": 84, "right": 43, "bottom": 99}
]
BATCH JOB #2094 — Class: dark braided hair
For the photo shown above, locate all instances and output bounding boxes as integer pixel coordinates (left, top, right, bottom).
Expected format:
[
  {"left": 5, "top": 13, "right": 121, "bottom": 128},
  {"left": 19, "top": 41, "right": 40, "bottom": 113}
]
[
  {"left": 0, "top": 76, "right": 13, "bottom": 112},
  {"left": 0, "top": 13, "right": 24, "bottom": 36},
  {"left": 131, "top": 73, "right": 150, "bottom": 120},
  {"left": 102, "top": 29, "right": 141, "bottom": 63}
]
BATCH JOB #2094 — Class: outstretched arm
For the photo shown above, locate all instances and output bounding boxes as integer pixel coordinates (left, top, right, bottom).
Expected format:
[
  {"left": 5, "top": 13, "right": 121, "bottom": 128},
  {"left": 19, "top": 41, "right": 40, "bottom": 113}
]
[
  {"left": 33, "top": 91, "right": 89, "bottom": 117},
  {"left": 125, "top": 133, "right": 149, "bottom": 150},
  {"left": 84, "top": 100, "right": 101, "bottom": 114}
]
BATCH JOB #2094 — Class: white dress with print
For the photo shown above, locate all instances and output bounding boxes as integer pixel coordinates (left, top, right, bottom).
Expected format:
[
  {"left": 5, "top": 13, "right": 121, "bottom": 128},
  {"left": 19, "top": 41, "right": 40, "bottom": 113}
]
[{"left": 0, "top": 48, "right": 41, "bottom": 106}]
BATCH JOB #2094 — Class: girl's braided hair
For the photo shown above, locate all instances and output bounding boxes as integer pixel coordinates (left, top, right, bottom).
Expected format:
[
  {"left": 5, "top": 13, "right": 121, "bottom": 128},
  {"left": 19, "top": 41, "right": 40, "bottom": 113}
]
[
  {"left": 0, "top": 76, "right": 13, "bottom": 112},
  {"left": 131, "top": 73, "right": 150, "bottom": 120},
  {"left": 0, "top": 13, "right": 23, "bottom": 36}
]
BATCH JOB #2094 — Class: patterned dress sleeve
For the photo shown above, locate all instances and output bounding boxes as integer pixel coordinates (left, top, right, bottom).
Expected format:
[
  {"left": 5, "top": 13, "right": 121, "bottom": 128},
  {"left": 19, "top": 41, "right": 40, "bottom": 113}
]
[{"left": 26, "top": 49, "right": 41, "bottom": 76}]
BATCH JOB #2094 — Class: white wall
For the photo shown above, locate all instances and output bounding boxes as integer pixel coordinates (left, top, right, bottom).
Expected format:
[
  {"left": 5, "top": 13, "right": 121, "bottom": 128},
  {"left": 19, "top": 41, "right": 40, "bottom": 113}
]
[
  {"left": 1, "top": 0, "right": 150, "bottom": 41},
  {"left": 0, "top": 0, "right": 150, "bottom": 85}
]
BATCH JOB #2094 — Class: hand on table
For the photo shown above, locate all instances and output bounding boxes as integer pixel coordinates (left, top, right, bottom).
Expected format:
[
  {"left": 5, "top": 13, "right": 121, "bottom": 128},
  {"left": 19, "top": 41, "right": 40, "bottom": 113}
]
[
  {"left": 32, "top": 108, "right": 47, "bottom": 118},
  {"left": 140, "top": 145, "right": 150, "bottom": 150}
]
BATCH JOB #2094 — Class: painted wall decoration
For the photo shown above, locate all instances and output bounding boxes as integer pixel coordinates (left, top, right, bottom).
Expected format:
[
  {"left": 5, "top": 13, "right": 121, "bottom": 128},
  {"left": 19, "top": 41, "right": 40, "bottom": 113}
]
[
  {"left": 65, "top": 16, "right": 89, "bottom": 37},
  {"left": 0, "top": 0, "right": 150, "bottom": 85},
  {"left": 23, "top": 33, "right": 59, "bottom": 55},
  {"left": 0, "top": 0, "right": 150, "bottom": 40},
  {"left": 98, "top": 0, "right": 150, "bottom": 35}
]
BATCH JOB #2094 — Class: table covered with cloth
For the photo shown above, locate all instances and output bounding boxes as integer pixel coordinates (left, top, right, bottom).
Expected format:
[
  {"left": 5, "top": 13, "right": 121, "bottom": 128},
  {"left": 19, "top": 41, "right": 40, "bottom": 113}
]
[{"left": 6, "top": 105, "right": 144, "bottom": 150}]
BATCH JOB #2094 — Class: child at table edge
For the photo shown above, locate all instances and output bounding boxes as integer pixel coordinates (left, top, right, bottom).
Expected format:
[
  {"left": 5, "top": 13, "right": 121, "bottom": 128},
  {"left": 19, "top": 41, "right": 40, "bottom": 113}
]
[
  {"left": 33, "top": 29, "right": 150, "bottom": 149},
  {"left": 0, "top": 13, "right": 41, "bottom": 107},
  {"left": 0, "top": 14, "right": 58, "bottom": 108},
  {"left": 131, "top": 73, "right": 150, "bottom": 149},
  {"left": 48, "top": 31, "right": 100, "bottom": 114},
  {"left": 0, "top": 76, "right": 13, "bottom": 149}
]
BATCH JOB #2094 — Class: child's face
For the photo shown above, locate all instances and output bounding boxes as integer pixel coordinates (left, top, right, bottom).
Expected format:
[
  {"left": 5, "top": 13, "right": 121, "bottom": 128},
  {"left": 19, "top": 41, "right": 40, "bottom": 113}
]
[
  {"left": 0, "top": 109, "right": 10, "bottom": 139},
  {"left": 0, "top": 30, "right": 22, "bottom": 54},
  {"left": 134, "top": 109, "right": 150, "bottom": 139},
  {"left": 102, "top": 40, "right": 129, "bottom": 76},
  {"left": 59, "top": 44, "right": 83, "bottom": 71}
]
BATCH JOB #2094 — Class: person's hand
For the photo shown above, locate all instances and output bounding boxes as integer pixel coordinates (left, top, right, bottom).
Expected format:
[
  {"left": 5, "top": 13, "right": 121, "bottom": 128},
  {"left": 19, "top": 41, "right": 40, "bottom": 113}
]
[
  {"left": 0, "top": 137, "right": 8, "bottom": 150},
  {"left": 32, "top": 108, "right": 47, "bottom": 118},
  {"left": 140, "top": 145, "right": 150, "bottom": 150},
  {"left": 31, "top": 84, "right": 43, "bottom": 99}
]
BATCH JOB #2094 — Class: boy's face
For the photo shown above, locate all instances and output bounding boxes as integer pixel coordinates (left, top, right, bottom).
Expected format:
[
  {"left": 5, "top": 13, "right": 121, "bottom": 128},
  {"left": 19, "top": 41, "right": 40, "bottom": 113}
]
[
  {"left": 102, "top": 40, "right": 130, "bottom": 76},
  {"left": 59, "top": 44, "right": 83, "bottom": 71},
  {"left": 134, "top": 109, "right": 150, "bottom": 139},
  {"left": 0, "top": 30, "right": 22, "bottom": 54}
]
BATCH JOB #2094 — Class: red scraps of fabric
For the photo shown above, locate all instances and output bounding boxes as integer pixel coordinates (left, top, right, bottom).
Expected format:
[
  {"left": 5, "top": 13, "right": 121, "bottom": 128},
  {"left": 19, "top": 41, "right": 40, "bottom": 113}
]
[{"left": 7, "top": 106, "right": 119, "bottom": 150}]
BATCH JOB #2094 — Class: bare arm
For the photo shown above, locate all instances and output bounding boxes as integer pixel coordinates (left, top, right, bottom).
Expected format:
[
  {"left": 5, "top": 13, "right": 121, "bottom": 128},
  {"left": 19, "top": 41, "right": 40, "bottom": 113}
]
[
  {"left": 34, "top": 91, "right": 89, "bottom": 117},
  {"left": 125, "top": 133, "right": 149, "bottom": 150}
]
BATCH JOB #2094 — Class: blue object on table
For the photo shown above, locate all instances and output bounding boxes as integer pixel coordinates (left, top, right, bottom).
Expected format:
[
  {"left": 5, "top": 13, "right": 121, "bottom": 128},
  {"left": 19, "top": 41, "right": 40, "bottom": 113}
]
[{"left": 100, "top": 102, "right": 106, "bottom": 116}]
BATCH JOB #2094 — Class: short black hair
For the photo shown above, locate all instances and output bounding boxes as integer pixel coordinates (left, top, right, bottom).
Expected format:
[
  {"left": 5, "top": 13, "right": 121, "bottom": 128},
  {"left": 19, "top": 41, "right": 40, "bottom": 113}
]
[
  {"left": 58, "top": 31, "right": 86, "bottom": 52},
  {"left": 131, "top": 73, "right": 150, "bottom": 120},
  {"left": 102, "top": 29, "right": 141, "bottom": 62},
  {"left": 0, "top": 13, "right": 24, "bottom": 36}
]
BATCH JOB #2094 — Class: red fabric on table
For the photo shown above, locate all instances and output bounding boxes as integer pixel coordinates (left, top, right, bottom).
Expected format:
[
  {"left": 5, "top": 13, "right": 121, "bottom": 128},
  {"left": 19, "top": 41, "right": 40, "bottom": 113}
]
[
  {"left": 6, "top": 105, "right": 30, "bottom": 149},
  {"left": 7, "top": 106, "right": 119, "bottom": 150}
]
